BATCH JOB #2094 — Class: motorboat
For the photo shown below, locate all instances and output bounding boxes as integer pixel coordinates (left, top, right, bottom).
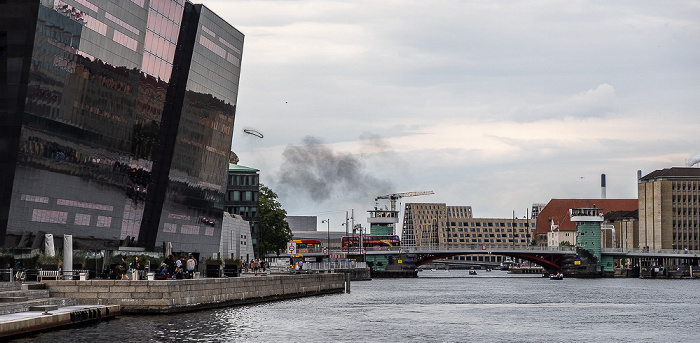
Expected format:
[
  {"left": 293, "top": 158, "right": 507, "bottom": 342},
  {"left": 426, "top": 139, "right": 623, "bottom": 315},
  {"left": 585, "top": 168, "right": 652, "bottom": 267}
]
[{"left": 549, "top": 273, "right": 564, "bottom": 280}]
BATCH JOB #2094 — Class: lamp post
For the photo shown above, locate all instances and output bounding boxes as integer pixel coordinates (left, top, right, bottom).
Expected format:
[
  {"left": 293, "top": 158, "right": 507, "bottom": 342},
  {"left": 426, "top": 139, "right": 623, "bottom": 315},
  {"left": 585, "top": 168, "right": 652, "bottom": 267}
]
[
  {"left": 525, "top": 208, "right": 530, "bottom": 249},
  {"left": 511, "top": 210, "right": 515, "bottom": 250},
  {"left": 322, "top": 219, "right": 330, "bottom": 258}
]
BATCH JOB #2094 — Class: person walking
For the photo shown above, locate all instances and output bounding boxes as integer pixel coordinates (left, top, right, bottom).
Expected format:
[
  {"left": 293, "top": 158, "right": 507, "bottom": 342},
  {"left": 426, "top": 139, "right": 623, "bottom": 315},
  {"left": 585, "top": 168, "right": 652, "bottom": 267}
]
[
  {"left": 186, "top": 255, "right": 196, "bottom": 279},
  {"left": 121, "top": 257, "right": 129, "bottom": 280},
  {"left": 130, "top": 256, "right": 140, "bottom": 280}
]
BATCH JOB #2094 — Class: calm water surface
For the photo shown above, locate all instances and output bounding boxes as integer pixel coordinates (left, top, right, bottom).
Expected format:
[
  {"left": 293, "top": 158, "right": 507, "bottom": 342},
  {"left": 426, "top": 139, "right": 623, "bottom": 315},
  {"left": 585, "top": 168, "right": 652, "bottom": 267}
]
[{"left": 15, "top": 270, "right": 700, "bottom": 342}]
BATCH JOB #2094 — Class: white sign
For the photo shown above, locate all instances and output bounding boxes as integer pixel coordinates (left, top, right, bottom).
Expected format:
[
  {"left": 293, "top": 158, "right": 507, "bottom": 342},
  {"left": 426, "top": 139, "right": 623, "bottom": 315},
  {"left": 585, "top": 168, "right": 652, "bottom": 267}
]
[
  {"left": 322, "top": 247, "right": 328, "bottom": 254},
  {"left": 287, "top": 242, "right": 296, "bottom": 254}
]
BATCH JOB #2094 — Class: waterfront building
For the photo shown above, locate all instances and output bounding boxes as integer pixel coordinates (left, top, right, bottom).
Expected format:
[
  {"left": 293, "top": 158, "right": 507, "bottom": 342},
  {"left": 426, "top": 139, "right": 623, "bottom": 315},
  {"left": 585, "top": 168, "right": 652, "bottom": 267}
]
[
  {"left": 569, "top": 207, "right": 614, "bottom": 274},
  {"left": 220, "top": 212, "right": 254, "bottom": 262},
  {"left": 224, "top": 161, "right": 259, "bottom": 255},
  {"left": 638, "top": 167, "right": 700, "bottom": 251},
  {"left": 534, "top": 199, "right": 637, "bottom": 248},
  {"left": 402, "top": 203, "right": 534, "bottom": 265},
  {"left": 602, "top": 210, "right": 638, "bottom": 250},
  {"left": 0, "top": 0, "right": 243, "bottom": 258}
]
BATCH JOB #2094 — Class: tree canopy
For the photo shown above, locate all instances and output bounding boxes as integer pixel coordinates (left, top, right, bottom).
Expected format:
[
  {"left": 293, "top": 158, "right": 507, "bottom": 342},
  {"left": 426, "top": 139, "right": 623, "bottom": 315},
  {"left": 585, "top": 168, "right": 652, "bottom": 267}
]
[{"left": 259, "top": 184, "right": 292, "bottom": 255}]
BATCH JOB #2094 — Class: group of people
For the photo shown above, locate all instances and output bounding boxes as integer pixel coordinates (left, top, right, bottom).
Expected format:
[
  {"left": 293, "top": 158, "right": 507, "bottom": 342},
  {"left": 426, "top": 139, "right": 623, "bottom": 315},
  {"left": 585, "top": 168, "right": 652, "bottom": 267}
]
[
  {"left": 117, "top": 254, "right": 199, "bottom": 280},
  {"left": 243, "top": 259, "right": 266, "bottom": 275},
  {"left": 118, "top": 256, "right": 141, "bottom": 280},
  {"left": 157, "top": 254, "right": 198, "bottom": 279}
]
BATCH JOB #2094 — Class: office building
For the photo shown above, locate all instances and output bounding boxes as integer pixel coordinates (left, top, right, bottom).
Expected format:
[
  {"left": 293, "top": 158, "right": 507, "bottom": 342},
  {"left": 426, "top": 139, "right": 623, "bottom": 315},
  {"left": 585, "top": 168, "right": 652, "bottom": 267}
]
[
  {"left": 220, "top": 212, "right": 254, "bottom": 262},
  {"left": 638, "top": 167, "right": 700, "bottom": 250},
  {"left": 402, "top": 203, "right": 534, "bottom": 264},
  {"left": 0, "top": 0, "right": 243, "bottom": 258},
  {"left": 224, "top": 162, "right": 259, "bottom": 255}
]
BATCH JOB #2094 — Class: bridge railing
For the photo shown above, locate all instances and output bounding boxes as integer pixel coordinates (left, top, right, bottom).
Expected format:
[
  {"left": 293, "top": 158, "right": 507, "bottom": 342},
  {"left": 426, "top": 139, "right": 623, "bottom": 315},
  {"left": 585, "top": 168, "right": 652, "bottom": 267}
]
[
  {"left": 331, "top": 245, "right": 576, "bottom": 253},
  {"left": 304, "top": 261, "right": 367, "bottom": 271},
  {"left": 602, "top": 248, "right": 700, "bottom": 255},
  {"left": 400, "top": 244, "right": 576, "bottom": 253}
]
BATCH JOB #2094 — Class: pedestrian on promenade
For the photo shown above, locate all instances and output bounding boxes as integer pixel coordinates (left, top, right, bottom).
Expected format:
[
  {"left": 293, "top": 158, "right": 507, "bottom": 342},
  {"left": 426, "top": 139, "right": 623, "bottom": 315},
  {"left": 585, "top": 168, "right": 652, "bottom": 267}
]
[
  {"left": 175, "top": 256, "right": 183, "bottom": 271},
  {"left": 174, "top": 266, "right": 184, "bottom": 279},
  {"left": 130, "top": 256, "right": 140, "bottom": 280},
  {"left": 186, "top": 255, "right": 196, "bottom": 278},
  {"left": 165, "top": 254, "right": 174, "bottom": 274},
  {"left": 120, "top": 257, "right": 129, "bottom": 280}
]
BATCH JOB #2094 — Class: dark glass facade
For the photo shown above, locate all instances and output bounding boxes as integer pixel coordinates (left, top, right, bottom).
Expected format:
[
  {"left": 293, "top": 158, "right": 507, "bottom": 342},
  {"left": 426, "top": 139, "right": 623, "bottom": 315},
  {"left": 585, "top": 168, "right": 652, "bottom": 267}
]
[{"left": 0, "top": 0, "right": 243, "bottom": 257}]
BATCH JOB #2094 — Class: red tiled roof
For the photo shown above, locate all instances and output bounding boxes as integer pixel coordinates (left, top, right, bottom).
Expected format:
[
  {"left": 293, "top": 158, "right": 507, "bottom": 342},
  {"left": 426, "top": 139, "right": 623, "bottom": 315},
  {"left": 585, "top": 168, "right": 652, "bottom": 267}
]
[{"left": 535, "top": 199, "right": 638, "bottom": 234}]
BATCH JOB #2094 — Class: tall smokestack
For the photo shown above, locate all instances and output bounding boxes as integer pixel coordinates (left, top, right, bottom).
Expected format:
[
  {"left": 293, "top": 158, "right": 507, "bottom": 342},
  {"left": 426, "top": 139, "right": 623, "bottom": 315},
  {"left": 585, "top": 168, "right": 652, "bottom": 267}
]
[
  {"left": 637, "top": 170, "right": 642, "bottom": 183},
  {"left": 601, "top": 174, "right": 606, "bottom": 199}
]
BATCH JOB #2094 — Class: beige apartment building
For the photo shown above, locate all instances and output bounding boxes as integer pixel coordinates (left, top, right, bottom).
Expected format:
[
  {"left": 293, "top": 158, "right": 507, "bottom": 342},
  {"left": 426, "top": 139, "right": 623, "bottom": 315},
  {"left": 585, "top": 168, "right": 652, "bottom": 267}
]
[
  {"left": 638, "top": 167, "right": 700, "bottom": 251},
  {"left": 402, "top": 203, "right": 534, "bottom": 264}
]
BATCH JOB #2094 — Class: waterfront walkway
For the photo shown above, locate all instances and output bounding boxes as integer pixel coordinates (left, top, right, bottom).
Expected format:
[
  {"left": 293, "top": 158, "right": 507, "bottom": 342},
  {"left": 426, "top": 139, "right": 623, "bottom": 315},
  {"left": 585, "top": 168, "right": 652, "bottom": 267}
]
[
  {"left": 0, "top": 272, "right": 348, "bottom": 338},
  {"left": 0, "top": 281, "right": 119, "bottom": 339}
]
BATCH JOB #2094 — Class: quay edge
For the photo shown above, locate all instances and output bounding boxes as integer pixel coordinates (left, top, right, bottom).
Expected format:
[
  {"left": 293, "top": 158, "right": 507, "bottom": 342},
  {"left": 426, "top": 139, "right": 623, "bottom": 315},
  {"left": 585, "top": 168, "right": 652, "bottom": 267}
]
[
  {"left": 41, "top": 273, "right": 346, "bottom": 314},
  {"left": 0, "top": 304, "right": 120, "bottom": 339}
]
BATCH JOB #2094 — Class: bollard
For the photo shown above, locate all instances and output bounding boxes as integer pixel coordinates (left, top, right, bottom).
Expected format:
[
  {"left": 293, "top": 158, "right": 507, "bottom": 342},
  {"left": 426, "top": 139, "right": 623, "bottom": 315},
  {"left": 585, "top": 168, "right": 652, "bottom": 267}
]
[{"left": 345, "top": 273, "right": 351, "bottom": 293}]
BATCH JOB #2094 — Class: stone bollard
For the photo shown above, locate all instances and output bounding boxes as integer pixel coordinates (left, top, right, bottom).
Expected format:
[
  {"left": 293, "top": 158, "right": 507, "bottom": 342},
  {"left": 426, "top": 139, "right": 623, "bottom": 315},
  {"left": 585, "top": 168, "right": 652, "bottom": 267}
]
[{"left": 147, "top": 272, "right": 155, "bottom": 281}]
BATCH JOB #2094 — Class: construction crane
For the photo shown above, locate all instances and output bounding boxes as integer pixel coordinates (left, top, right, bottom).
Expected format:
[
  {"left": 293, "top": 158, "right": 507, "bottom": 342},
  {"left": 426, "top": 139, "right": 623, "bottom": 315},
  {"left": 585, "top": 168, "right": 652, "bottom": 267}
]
[{"left": 375, "top": 191, "right": 435, "bottom": 212}]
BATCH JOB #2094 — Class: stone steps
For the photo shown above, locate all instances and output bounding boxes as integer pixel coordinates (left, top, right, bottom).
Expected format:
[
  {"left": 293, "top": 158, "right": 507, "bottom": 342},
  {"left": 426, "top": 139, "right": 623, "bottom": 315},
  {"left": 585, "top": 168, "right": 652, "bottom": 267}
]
[
  {"left": 0, "top": 282, "right": 76, "bottom": 316},
  {"left": 1, "top": 289, "right": 51, "bottom": 300},
  {"left": 0, "top": 297, "right": 78, "bottom": 315}
]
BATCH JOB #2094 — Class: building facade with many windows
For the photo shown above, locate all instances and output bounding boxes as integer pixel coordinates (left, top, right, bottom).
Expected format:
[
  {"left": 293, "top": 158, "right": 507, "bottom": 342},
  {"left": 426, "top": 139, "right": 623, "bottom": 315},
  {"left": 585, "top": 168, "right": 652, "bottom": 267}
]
[
  {"left": 0, "top": 0, "right": 243, "bottom": 257},
  {"left": 638, "top": 167, "right": 700, "bottom": 251},
  {"left": 402, "top": 203, "right": 535, "bottom": 265},
  {"left": 224, "top": 163, "right": 259, "bottom": 255}
]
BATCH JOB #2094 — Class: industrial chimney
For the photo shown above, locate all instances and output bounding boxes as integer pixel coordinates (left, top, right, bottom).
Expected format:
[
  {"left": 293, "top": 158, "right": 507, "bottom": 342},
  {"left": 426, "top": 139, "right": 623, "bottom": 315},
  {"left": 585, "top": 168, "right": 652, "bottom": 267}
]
[
  {"left": 601, "top": 174, "right": 606, "bottom": 199},
  {"left": 637, "top": 170, "right": 642, "bottom": 184}
]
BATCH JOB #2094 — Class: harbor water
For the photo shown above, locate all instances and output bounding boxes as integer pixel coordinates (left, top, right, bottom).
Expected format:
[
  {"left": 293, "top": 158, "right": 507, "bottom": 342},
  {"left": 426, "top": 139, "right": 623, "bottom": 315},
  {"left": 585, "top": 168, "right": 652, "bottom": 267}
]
[{"left": 14, "top": 270, "right": 700, "bottom": 342}]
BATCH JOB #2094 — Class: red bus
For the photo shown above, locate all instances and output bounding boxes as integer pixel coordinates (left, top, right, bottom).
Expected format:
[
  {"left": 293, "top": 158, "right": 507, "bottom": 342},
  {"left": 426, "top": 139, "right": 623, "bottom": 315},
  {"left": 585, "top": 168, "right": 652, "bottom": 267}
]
[
  {"left": 288, "top": 239, "right": 322, "bottom": 253},
  {"left": 341, "top": 235, "right": 400, "bottom": 248}
]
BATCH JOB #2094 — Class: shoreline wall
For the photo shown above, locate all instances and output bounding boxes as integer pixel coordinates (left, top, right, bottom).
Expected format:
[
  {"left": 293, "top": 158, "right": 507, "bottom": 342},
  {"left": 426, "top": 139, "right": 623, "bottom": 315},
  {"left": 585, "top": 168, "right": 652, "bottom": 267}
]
[{"left": 42, "top": 274, "right": 346, "bottom": 314}]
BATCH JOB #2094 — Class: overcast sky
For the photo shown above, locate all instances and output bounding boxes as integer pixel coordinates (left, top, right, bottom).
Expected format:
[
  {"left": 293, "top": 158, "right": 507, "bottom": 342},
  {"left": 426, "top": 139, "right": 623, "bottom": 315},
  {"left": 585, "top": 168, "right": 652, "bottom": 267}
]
[{"left": 205, "top": 0, "right": 700, "bottom": 233}]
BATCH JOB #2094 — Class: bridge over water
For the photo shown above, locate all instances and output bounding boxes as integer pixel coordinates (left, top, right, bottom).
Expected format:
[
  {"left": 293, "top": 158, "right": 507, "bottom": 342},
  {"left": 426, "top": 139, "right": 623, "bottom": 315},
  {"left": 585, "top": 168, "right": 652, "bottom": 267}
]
[
  {"left": 328, "top": 245, "right": 700, "bottom": 272},
  {"left": 271, "top": 245, "right": 700, "bottom": 273}
]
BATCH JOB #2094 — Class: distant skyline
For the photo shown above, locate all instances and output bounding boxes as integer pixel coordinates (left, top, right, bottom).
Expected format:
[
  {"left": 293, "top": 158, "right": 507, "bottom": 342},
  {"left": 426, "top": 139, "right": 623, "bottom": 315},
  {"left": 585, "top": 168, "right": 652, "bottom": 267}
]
[{"left": 205, "top": 0, "right": 700, "bottom": 232}]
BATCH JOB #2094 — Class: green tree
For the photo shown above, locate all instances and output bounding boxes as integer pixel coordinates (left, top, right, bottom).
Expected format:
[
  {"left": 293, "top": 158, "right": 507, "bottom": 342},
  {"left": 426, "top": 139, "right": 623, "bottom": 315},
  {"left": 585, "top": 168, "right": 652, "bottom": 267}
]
[
  {"left": 559, "top": 241, "right": 572, "bottom": 247},
  {"left": 259, "top": 184, "right": 292, "bottom": 256}
]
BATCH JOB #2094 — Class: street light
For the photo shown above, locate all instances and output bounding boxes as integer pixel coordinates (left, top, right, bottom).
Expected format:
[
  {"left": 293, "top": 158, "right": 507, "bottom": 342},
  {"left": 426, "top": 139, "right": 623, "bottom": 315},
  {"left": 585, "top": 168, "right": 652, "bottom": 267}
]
[{"left": 322, "top": 219, "right": 330, "bottom": 258}]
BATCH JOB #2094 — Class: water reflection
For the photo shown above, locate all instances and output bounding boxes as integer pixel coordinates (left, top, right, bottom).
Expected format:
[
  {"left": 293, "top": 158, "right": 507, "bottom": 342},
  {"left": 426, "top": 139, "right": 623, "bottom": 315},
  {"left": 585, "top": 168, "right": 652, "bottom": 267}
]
[{"left": 14, "top": 276, "right": 700, "bottom": 343}]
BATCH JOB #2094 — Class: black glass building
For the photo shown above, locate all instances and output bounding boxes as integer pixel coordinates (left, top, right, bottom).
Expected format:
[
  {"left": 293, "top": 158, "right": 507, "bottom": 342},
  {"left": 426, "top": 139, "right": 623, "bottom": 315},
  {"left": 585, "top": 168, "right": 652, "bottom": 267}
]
[{"left": 0, "top": 0, "right": 243, "bottom": 257}]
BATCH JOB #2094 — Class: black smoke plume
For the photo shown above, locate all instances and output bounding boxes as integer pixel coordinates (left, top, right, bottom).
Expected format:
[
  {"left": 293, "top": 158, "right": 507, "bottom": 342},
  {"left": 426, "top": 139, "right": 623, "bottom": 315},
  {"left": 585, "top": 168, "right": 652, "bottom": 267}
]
[{"left": 275, "top": 136, "right": 394, "bottom": 203}]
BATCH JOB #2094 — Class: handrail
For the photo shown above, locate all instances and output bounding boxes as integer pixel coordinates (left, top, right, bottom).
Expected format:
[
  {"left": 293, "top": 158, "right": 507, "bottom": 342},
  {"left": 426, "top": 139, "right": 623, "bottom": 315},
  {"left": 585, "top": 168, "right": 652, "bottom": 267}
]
[{"left": 331, "top": 245, "right": 576, "bottom": 253}]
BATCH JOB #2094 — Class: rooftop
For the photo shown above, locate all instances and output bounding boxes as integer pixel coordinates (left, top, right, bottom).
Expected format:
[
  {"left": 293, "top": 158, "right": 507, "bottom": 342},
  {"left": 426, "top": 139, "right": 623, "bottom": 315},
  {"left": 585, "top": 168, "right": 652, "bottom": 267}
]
[
  {"left": 535, "top": 199, "right": 638, "bottom": 234},
  {"left": 640, "top": 167, "right": 700, "bottom": 181},
  {"left": 228, "top": 163, "right": 259, "bottom": 173}
]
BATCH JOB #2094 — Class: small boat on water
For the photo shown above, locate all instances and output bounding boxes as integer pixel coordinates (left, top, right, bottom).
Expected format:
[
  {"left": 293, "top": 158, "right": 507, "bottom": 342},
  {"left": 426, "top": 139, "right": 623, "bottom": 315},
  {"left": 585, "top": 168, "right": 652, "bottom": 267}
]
[
  {"left": 469, "top": 270, "right": 477, "bottom": 276},
  {"left": 549, "top": 273, "right": 564, "bottom": 280}
]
